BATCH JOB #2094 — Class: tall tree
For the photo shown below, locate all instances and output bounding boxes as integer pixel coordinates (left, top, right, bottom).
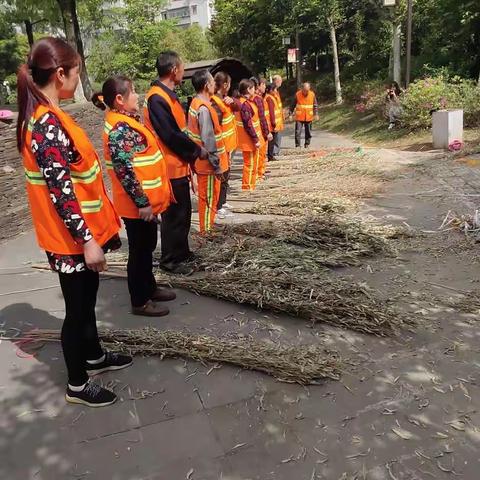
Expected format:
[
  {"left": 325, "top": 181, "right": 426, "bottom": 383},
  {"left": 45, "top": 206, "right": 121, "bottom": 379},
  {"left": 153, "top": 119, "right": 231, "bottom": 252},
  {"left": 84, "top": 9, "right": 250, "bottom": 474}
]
[{"left": 56, "top": 0, "right": 92, "bottom": 100}]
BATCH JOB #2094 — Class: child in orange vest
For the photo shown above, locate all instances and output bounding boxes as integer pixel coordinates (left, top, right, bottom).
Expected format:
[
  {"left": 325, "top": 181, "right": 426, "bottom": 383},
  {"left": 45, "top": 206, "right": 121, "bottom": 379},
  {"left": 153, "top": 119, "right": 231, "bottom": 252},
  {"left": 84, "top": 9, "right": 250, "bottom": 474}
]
[
  {"left": 234, "top": 79, "right": 265, "bottom": 191},
  {"left": 92, "top": 76, "right": 176, "bottom": 318},
  {"left": 187, "top": 70, "right": 229, "bottom": 233},
  {"left": 17, "top": 37, "right": 130, "bottom": 408}
]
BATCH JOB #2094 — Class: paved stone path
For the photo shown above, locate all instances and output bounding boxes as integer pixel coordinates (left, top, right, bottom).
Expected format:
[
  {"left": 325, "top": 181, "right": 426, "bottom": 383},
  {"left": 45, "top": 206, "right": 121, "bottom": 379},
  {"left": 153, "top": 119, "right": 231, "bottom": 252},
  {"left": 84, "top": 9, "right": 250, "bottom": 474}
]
[{"left": 1, "top": 126, "right": 480, "bottom": 480}]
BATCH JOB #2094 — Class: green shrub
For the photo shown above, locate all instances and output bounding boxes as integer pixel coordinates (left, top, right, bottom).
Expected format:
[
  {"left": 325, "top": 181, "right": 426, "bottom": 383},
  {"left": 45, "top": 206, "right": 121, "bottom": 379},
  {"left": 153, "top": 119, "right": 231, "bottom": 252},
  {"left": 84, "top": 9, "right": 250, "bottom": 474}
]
[{"left": 401, "top": 76, "right": 480, "bottom": 129}]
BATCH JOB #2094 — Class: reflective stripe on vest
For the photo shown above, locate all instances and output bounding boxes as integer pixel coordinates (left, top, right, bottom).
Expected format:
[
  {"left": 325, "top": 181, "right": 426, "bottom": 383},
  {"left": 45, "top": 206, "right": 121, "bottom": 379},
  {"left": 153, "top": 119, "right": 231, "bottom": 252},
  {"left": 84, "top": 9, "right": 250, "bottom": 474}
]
[
  {"left": 103, "top": 110, "right": 172, "bottom": 218},
  {"left": 234, "top": 98, "right": 264, "bottom": 152},
  {"left": 295, "top": 90, "right": 316, "bottom": 122},
  {"left": 144, "top": 85, "right": 190, "bottom": 179},
  {"left": 187, "top": 96, "right": 229, "bottom": 175},
  {"left": 211, "top": 95, "right": 238, "bottom": 153},
  {"left": 22, "top": 104, "right": 120, "bottom": 255}
]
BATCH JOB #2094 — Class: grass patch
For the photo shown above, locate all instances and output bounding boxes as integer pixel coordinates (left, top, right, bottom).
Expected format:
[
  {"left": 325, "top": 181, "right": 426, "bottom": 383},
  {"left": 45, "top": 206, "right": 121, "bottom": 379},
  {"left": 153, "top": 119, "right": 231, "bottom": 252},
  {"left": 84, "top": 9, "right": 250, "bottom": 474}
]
[{"left": 317, "top": 104, "right": 480, "bottom": 153}]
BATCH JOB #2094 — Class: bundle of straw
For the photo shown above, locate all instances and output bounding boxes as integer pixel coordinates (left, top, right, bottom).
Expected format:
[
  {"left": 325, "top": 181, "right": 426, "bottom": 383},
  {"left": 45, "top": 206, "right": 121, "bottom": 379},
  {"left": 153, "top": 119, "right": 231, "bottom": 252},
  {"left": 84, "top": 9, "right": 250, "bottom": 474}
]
[
  {"left": 23, "top": 328, "right": 341, "bottom": 384},
  {"left": 220, "top": 215, "right": 404, "bottom": 254},
  {"left": 193, "top": 236, "right": 364, "bottom": 271},
  {"left": 159, "top": 270, "right": 405, "bottom": 336}
]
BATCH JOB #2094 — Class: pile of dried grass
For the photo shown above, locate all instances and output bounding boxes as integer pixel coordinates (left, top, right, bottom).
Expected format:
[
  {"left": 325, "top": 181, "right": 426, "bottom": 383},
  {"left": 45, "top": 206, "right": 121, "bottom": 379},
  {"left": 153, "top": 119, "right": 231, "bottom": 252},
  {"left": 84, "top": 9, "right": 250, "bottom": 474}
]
[
  {"left": 193, "top": 236, "right": 357, "bottom": 271},
  {"left": 221, "top": 215, "right": 405, "bottom": 253},
  {"left": 158, "top": 270, "right": 406, "bottom": 336},
  {"left": 234, "top": 193, "right": 355, "bottom": 216},
  {"left": 22, "top": 328, "right": 341, "bottom": 384},
  {"left": 231, "top": 149, "right": 388, "bottom": 215},
  {"left": 191, "top": 215, "right": 405, "bottom": 271}
]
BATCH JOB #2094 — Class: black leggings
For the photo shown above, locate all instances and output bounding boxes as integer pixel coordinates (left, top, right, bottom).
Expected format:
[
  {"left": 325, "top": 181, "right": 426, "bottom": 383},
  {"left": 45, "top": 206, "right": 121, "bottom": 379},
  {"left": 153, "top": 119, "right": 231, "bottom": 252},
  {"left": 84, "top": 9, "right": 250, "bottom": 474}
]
[
  {"left": 160, "top": 176, "right": 192, "bottom": 266},
  {"left": 123, "top": 217, "right": 158, "bottom": 307},
  {"left": 59, "top": 269, "right": 103, "bottom": 386}
]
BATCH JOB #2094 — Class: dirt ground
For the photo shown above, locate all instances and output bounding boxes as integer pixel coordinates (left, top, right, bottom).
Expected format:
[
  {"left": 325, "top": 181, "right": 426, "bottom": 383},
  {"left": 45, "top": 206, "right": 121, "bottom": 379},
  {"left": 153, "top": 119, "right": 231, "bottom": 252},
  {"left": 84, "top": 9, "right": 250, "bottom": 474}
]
[{"left": 1, "top": 126, "right": 480, "bottom": 480}]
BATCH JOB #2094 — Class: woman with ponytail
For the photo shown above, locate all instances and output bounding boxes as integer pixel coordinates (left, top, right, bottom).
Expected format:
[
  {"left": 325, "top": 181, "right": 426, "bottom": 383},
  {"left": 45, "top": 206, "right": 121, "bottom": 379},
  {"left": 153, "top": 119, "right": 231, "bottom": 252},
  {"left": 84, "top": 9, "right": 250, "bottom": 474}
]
[
  {"left": 17, "top": 37, "right": 131, "bottom": 408},
  {"left": 92, "top": 76, "right": 175, "bottom": 317}
]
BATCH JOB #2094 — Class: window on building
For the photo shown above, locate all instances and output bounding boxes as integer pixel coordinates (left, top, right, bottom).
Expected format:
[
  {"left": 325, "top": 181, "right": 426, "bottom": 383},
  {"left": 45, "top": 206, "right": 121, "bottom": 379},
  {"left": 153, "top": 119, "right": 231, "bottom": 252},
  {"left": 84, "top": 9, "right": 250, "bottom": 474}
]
[
  {"left": 192, "top": 5, "right": 197, "bottom": 14},
  {"left": 165, "top": 7, "right": 190, "bottom": 19}
]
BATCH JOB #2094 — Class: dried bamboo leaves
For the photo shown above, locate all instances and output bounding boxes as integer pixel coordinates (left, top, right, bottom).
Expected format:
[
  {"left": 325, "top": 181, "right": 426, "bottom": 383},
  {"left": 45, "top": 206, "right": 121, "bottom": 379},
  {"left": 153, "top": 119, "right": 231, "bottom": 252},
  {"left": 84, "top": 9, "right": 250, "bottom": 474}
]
[{"left": 23, "top": 328, "right": 341, "bottom": 385}]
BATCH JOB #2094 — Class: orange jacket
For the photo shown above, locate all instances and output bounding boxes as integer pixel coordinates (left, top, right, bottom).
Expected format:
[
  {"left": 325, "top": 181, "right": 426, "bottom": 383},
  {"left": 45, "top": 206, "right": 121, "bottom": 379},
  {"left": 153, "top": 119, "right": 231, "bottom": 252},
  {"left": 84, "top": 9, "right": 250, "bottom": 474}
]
[
  {"left": 234, "top": 97, "right": 265, "bottom": 152},
  {"left": 144, "top": 85, "right": 189, "bottom": 180},
  {"left": 295, "top": 90, "right": 316, "bottom": 122},
  {"left": 187, "top": 97, "right": 229, "bottom": 175},
  {"left": 103, "top": 111, "right": 172, "bottom": 218},
  {"left": 211, "top": 94, "right": 238, "bottom": 153},
  {"left": 22, "top": 104, "right": 120, "bottom": 255},
  {"left": 272, "top": 90, "right": 284, "bottom": 131}
]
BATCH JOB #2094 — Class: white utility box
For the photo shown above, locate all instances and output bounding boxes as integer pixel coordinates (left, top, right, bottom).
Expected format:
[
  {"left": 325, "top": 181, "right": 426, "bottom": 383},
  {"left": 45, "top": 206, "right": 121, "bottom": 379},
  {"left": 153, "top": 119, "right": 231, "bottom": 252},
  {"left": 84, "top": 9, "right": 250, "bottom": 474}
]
[{"left": 432, "top": 109, "right": 463, "bottom": 149}]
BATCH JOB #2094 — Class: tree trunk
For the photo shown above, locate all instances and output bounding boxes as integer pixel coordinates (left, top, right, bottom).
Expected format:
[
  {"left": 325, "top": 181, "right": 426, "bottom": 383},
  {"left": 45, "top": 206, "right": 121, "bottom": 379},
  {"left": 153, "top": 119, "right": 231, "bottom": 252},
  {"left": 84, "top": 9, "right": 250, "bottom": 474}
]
[
  {"left": 328, "top": 17, "right": 342, "bottom": 104},
  {"left": 24, "top": 20, "right": 34, "bottom": 47},
  {"left": 392, "top": 21, "right": 402, "bottom": 85},
  {"left": 295, "top": 29, "right": 302, "bottom": 88},
  {"left": 56, "top": 0, "right": 92, "bottom": 102}
]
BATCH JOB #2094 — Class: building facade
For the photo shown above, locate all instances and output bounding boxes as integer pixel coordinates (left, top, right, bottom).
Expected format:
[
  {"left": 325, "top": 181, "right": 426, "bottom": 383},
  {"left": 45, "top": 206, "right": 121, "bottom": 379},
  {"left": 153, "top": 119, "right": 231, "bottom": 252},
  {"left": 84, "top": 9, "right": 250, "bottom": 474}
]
[{"left": 161, "top": 0, "right": 215, "bottom": 29}]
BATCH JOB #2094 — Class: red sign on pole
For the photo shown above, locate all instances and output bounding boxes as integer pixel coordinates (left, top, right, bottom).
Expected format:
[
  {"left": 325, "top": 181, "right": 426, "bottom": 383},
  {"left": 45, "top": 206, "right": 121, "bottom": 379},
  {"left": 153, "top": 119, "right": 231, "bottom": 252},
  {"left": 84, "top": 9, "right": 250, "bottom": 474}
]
[{"left": 287, "top": 48, "right": 297, "bottom": 63}]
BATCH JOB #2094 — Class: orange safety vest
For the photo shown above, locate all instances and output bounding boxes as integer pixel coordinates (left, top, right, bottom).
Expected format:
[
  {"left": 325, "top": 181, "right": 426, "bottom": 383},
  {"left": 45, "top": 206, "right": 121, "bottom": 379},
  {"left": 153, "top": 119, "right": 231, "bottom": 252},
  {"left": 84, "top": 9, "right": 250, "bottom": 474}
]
[
  {"left": 22, "top": 104, "right": 120, "bottom": 255},
  {"left": 187, "top": 97, "right": 229, "bottom": 175},
  {"left": 263, "top": 96, "right": 272, "bottom": 132},
  {"left": 103, "top": 111, "right": 172, "bottom": 218},
  {"left": 234, "top": 97, "right": 265, "bottom": 152},
  {"left": 144, "top": 85, "right": 189, "bottom": 180},
  {"left": 272, "top": 90, "right": 284, "bottom": 131},
  {"left": 295, "top": 90, "right": 316, "bottom": 122},
  {"left": 211, "top": 94, "right": 238, "bottom": 153}
]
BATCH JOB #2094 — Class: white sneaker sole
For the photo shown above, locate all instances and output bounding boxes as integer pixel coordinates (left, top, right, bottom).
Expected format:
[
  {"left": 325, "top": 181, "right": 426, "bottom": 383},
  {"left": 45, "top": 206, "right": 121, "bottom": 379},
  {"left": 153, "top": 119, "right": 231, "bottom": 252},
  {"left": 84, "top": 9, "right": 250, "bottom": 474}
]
[
  {"left": 65, "top": 394, "right": 117, "bottom": 408},
  {"left": 87, "top": 360, "right": 133, "bottom": 376}
]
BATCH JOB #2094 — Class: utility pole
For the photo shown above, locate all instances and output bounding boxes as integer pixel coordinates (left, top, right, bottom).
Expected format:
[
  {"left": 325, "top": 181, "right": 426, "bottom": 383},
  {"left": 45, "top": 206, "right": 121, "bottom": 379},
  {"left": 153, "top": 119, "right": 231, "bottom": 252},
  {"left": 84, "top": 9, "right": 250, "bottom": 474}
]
[
  {"left": 405, "top": 0, "right": 413, "bottom": 88},
  {"left": 295, "top": 29, "right": 302, "bottom": 88}
]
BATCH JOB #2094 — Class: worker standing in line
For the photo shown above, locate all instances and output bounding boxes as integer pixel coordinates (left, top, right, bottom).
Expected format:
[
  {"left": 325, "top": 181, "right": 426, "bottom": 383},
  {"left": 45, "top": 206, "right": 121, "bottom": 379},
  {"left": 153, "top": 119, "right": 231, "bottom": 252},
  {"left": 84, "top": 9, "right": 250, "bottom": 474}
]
[
  {"left": 93, "top": 76, "right": 176, "bottom": 317},
  {"left": 17, "top": 37, "right": 130, "bottom": 408},
  {"left": 211, "top": 71, "right": 239, "bottom": 219},
  {"left": 144, "top": 51, "right": 208, "bottom": 275},
  {"left": 265, "top": 83, "right": 281, "bottom": 162},
  {"left": 291, "top": 82, "right": 319, "bottom": 148},
  {"left": 234, "top": 79, "right": 264, "bottom": 191},
  {"left": 187, "top": 70, "right": 229, "bottom": 233},
  {"left": 250, "top": 77, "right": 272, "bottom": 180},
  {"left": 271, "top": 75, "right": 285, "bottom": 156}
]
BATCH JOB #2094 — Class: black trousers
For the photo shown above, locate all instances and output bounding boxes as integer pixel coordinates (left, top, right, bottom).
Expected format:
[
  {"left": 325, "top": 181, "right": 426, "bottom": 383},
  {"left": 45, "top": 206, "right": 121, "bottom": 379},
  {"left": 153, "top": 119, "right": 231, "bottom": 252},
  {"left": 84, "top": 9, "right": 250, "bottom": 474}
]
[
  {"left": 295, "top": 121, "right": 312, "bottom": 147},
  {"left": 217, "top": 168, "right": 230, "bottom": 210},
  {"left": 160, "top": 176, "right": 192, "bottom": 266},
  {"left": 59, "top": 269, "right": 104, "bottom": 386},
  {"left": 268, "top": 132, "right": 279, "bottom": 160},
  {"left": 123, "top": 217, "right": 158, "bottom": 307}
]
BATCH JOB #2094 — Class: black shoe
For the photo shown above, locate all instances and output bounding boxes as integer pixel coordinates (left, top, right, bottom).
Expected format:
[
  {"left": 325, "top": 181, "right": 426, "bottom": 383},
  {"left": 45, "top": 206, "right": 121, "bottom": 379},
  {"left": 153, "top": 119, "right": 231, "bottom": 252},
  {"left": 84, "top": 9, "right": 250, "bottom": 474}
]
[
  {"left": 65, "top": 381, "right": 117, "bottom": 408},
  {"left": 86, "top": 351, "right": 133, "bottom": 376},
  {"left": 160, "top": 262, "right": 194, "bottom": 275}
]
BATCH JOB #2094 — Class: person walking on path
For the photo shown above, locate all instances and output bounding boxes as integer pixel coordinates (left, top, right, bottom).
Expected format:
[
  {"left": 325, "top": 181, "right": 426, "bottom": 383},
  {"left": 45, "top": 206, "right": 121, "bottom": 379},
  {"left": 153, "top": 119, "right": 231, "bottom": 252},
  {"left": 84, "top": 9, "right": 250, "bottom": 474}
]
[
  {"left": 144, "top": 51, "right": 208, "bottom": 275},
  {"left": 292, "top": 82, "right": 319, "bottom": 148},
  {"left": 93, "top": 76, "right": 176, "bottom": 317},
  {"left": 187, "top": 70, "right": 229, "bottom": 233},
  {"left": 234, "top": 79, "right": 264, "bottom": 191},
  {"left": 17, "top": 37, "right": 131, "bottom": 408},
  {"left": 211, "top": 71, "right": 238, "bottom": 219},
  {"left": 250, "top": 77, "right": 273, "bottom": 180},
  {"left": 271, "top": 74, "right": 285, "bottom": 156}
]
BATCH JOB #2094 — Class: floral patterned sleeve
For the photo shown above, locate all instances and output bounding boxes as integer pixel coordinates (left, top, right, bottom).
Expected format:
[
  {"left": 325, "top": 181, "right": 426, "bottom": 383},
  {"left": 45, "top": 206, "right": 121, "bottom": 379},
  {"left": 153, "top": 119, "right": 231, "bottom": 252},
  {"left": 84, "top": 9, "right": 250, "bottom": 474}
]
[
  {"left": 31, "top": 112, "right": 92, "bottom": 245},
  {"left": 108, "top": 122, "right": 150, "bottom": 209}
]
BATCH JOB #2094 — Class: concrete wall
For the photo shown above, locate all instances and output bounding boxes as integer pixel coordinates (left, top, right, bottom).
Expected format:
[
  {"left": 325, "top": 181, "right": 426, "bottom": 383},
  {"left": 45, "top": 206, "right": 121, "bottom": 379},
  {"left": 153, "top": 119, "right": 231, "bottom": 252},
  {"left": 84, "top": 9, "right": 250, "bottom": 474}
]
[{"left": 0, "top": 103, "right": 105, "bottom": 245}]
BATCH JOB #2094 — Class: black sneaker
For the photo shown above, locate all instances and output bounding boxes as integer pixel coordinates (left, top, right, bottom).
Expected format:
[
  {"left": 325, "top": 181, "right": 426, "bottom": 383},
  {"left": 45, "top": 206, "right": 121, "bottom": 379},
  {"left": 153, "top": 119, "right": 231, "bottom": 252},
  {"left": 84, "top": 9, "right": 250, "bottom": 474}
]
[
  {"left": 86, "top": 352, "right": 133, "bottom": 376},
  {"left": 65, "top": 381, "right": 117, "bottom": 408}
]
